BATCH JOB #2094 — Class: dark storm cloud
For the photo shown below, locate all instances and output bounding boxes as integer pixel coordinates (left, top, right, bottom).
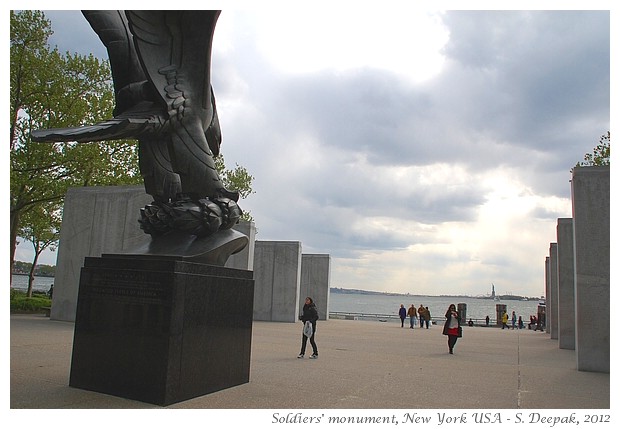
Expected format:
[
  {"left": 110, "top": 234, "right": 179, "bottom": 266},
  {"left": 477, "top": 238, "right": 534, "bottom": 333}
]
[
  {"left": 438, "top": 11, "right": 609, "bottom": 163},
  {"left": 268, "top": 70, "right": 451, "bottom": 167}
]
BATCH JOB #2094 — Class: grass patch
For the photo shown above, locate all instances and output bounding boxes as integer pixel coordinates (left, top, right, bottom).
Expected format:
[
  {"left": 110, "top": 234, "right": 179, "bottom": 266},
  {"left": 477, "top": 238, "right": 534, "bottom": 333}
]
[{"left": 10, "top": 289, "right": 52, "bottom": 313}]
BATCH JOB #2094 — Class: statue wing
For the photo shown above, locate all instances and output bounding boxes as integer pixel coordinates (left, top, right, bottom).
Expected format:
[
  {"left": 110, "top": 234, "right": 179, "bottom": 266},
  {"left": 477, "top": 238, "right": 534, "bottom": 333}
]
[
  {"left": 30, "top": 101, "right": 160, "bottom": 143},
  {"left": 32, "top": 11, "right": 160, "bottom": 143},
  {"left": 125, "top": 11, "right": 219, "bottom": 129},
  {"left": 126, "top": 10, "right": 224, "bottom": 197},
  {"left": 82, "top": 10, "right": 150, "bottom": 116}
]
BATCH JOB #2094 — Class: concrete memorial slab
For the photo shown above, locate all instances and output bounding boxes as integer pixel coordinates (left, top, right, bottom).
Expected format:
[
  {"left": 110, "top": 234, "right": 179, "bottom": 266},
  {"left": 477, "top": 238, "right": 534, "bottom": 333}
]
[
  {"left": 253, "top": 241, "right": 302, "bottom": 322},
  {"left": 556, "top": 218, "right": 575, "bottom": 350},
  {"left": 571, "top": 166, "right": 609, "bottom": 373},
  {"left": 548, "top": 242, "right": 558, "bottom": 340},
  {"left": 300, "top": 254, "right": 331, "bottom": 320}
]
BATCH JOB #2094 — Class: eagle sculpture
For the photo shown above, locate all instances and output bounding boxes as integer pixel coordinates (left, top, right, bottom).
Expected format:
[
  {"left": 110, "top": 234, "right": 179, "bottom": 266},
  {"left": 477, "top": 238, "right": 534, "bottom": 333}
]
[{"left": 32, "top": 10, "right": 243, "bottom": 242}]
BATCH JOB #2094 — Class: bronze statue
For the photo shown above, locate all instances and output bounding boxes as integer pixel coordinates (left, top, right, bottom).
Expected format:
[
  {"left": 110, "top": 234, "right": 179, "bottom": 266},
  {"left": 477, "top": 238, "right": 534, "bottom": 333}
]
[{"left": 32, "top": 11, "right": 246, "bottom": 261}]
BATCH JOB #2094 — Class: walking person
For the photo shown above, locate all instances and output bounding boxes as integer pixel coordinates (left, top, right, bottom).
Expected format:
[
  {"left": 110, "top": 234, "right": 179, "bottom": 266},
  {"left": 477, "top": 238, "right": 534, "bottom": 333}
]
[
  {"left": 407, "top": 304, "right": 417, "bottom": 329},
  {"left": 539, "top": 309, "right": 546, "bottom": 331},
  {"left": 398, "top": 304, "right": 407, "bottom": 328},
  {"left": 298, "top": 297, "right": 319, "bottom": 359},
  {"left": 511, "top": 311, "right": 517, "bottom": 330},
  {"left": 529, "top": 315, "right": 537, "bottom": 330},
  {"left": 442, "top": 304, "right": 461, "bottom": 354},
  {"left": 501, "top": 311, "right": 509, "bottom": 329},
  {"left": 418, "top": 304, "right": 425, "bottom": 328},
  {"left": 424, "top": 307, "right": 431, "bottom": 328}
]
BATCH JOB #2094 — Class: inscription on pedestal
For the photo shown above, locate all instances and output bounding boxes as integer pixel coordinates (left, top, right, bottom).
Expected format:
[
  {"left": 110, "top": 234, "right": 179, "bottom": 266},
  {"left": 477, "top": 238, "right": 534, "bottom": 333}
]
[{"left": 87, "top": 269, "right": 169, "bottom": 304}]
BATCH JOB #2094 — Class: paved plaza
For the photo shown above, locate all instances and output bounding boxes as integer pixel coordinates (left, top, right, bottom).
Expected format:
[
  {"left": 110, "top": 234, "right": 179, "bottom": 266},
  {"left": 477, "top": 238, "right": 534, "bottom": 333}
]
[{"left": 10, "top": 313, "right": 610, "bottom": 412}]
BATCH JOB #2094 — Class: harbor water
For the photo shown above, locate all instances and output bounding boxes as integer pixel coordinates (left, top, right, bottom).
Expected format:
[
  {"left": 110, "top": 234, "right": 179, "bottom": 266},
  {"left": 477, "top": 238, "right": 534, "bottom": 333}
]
[
  {"left": 10, "top": 274, "right": 55, "bottom": 292},
  {"left": 329, "top": 292, "right": 541, "bottom": 324}
]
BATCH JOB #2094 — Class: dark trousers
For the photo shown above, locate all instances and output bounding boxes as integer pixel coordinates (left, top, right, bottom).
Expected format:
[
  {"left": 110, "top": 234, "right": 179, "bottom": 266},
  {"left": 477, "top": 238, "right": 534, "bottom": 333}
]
[
  {"left": 448, "top": 335, "right": 458, "bottom": 351},
  {"left": 301, "top": 329, "right": 318, "bottom": 355}
]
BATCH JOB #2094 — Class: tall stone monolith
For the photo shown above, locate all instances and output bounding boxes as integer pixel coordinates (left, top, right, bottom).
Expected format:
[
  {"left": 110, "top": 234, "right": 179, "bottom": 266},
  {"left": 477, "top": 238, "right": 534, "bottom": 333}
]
[
  {"left": 253, "top": 241, "right": 302, "bottom": 322},
  {"left": 549, "top": 243, "right": 559, "bottom": 340},
  {"left": 556, "top": 218, "right": 575, "bottom": 350},
  {"left": 571, "top": 166, "right": 609, "bottom": 373},
  {"left": 300, "top": 254, "right": 331, "bottom": 320}
]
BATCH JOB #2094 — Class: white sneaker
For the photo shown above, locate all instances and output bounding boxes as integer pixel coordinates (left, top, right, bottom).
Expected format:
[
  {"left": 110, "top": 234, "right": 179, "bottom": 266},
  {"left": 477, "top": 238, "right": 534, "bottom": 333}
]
[
  {"left": 309, "top": 354, "right": 318, "bottom": 359},
  {"left": 297, "top": 354, "right": 304, "bottom": 359}
]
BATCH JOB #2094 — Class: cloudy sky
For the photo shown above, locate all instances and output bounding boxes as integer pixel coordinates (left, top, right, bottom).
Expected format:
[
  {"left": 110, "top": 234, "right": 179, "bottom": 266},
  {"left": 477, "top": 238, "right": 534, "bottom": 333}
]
[{"left": 16, "top": 4, "right": 611, "bottom": 297}]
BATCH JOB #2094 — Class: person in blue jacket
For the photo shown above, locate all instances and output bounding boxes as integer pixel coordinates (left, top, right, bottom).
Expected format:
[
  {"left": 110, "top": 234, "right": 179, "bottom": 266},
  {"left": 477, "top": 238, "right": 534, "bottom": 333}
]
[
  {"left": 398, "top": 304, "right": 407, "bottom": 327},
  {"left": 298, "top": 297, "right": 319, "bottom": 359}
]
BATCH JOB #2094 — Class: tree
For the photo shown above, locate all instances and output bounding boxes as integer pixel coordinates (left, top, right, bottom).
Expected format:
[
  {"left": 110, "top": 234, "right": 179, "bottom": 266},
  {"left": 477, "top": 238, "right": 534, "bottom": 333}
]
[
  {"left": 18, "top": 201, "right": 62, "bottom": 297},
  {"left": 215, "top": 155, "right": 256, "bottom": 223},
  {"left": 10, "top": 10, "right": 141, "bottom": 276},
  {"left": 578, "top": 131, "right": 610, "bottom": 167}
]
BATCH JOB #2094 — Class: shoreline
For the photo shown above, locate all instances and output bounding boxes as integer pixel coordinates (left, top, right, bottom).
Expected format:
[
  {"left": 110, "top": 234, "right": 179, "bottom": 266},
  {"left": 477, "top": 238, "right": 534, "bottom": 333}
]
[{"left": 331, "top": 288, "right": 541, "bottom": 301}]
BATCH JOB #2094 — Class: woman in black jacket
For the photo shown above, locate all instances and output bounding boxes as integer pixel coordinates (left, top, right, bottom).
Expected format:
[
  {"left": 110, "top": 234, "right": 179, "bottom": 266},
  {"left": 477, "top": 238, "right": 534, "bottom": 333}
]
[
  {"left": 442, "top": 304, "right": 461, "bottom": 354},
  {"left": 298, "top": 297, "right": 319, "bottom": 359}
]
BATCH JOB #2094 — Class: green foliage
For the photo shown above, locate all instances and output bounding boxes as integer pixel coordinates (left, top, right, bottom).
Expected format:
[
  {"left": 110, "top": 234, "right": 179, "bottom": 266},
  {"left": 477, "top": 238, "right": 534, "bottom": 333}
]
[
  {"left": 577, "top": 131, "right": 610, "bottom": 168},
  {"left": 215, "top": 155, "right": 256, "bottom": 222},
  {"left": 10, "top": 289, "right": 52, "bottom": 313},
  {"left": 12, "top": 261, "right": 56, "bottom": 277},
  {"left": 10, "top": 10, "right": 141, "bottom": 273}
]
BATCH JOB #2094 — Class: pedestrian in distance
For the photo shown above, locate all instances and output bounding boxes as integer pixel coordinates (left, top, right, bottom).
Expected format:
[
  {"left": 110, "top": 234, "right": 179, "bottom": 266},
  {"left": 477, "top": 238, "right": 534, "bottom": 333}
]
[
  {"left": 442, "top": 304, "right": 461, "bottom": 354},
  {"left": 298, "top": 297, "right": 319, "bottom": 359},
  {"left": 418, "top": 304, "right": 425, "bottom": 328},
  {"left": 539, "top": 309, "right": 546, "bottom": 331},
  {"left": 529, "top": 315, "right": 537, "bottom": 330},
  {"left": 407, "top": 304, "right": 417, "bottom": 329},
  {"left": 399, "top": 304, "right": 407, "bottom": 328},
  {"left": 511, "top": 311, "right": 517, "bottom": 329},
  {"left": 425, "top": 307, "right": 431, "bottom": 328},
  {"left": 501, "top": 311, "right": 509, "bottom": 329}
]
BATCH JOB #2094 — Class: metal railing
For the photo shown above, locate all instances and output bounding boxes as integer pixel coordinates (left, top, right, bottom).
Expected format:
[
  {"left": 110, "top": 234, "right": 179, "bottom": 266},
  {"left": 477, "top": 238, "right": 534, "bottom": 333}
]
[
  {"left": 328, "top": 312, "right": 542, "bottom": 329},
  {"left": 329, "top": 311, "right": 437, "bottom": 324}
]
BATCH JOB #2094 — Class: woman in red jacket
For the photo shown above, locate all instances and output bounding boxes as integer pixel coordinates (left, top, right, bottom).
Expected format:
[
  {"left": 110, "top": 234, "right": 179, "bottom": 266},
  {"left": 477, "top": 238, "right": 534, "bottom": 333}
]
[{"left": 442, "top": 304, "right": 461, "bottom": 354}]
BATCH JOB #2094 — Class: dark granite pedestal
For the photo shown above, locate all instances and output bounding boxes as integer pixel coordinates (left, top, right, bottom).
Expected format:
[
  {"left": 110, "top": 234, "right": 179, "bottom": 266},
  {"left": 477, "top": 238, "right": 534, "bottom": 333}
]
[{"left": 69, "top": 254, "right": 254, "bottom": 406}]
